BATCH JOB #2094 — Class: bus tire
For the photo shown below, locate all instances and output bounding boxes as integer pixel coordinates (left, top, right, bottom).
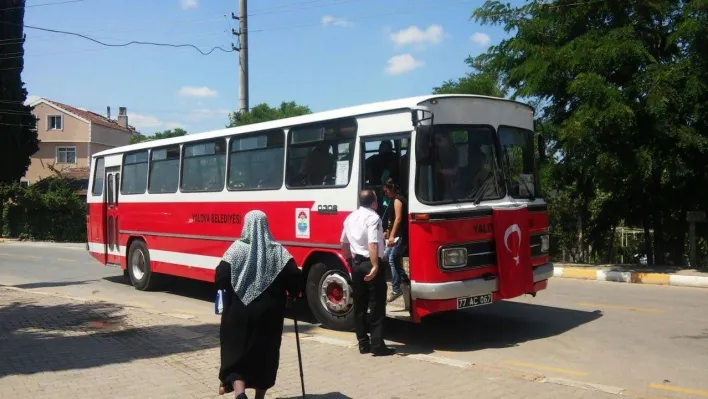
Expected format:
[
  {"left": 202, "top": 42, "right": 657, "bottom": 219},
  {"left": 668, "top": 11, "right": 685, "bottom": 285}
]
[
  {"left": 127, "top": 240, "right": 158, "bottom": 291},
  {"left": 306, "top": 262, "right": 355, "bottom": 332}
]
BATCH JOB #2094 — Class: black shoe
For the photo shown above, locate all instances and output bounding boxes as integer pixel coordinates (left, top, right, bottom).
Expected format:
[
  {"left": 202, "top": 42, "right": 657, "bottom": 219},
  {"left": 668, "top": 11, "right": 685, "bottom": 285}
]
[
  {"left": 372, "top": 346, "right": 396, "bottom": 357},
  {"left": 359, "top": 342, "right": 371, "bottom": 354},
  {"left": 236, "top": 393, "right": 248, "bottom": 399}
]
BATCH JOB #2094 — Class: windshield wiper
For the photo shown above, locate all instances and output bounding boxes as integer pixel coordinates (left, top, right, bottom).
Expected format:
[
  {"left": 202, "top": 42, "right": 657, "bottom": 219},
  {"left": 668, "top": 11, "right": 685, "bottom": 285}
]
[
  {"left": 517, "top": 174, "right": 536, "bottom": 201},
  {"left": 471, "top": 171, "right": 495, "bottom": 205}
]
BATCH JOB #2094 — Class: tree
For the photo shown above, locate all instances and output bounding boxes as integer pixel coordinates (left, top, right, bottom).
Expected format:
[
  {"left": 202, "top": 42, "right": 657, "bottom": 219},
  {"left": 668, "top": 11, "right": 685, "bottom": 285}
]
[
  {"left": 130, "top": 128, "right": 188, "bottom": 144},
  {"left": 0, "top": 1, "right": 40, "bottom": 184},
  {"left": 433, "top": 68, "right": 506, "bottom": 97},
  {"left": 468, "top": 0, "right": 708, "bottom": 265},
  {"left": 227, "top": 101, "right": 311, "bottom": 127}
]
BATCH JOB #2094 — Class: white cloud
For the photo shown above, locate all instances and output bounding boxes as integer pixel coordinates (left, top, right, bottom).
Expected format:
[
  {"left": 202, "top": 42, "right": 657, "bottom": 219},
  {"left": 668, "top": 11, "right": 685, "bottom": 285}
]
[
  {"left": 321, "top": 15, "right": 353, "bottom": 28},
  {"left": 187, "top": 108, "right": 231, "bottom": 122},
  {"left": 180, "top": 0, "right": 198, "bottom": 9},
  {"left": 24, "top": 95, "right": 41, "bottom": 105},
  {"left": 385, "top": 54, "right": 424, "bottom": 75},
  {"left": 390, "top": 25, "right": 444, "bottom": 47},
  {"left": 470, "top": 32, "right": 491, "bottom": 46},
  {"left": 130, "top": 113, "right": 185, "bottom": 131},
  {"left": 178, "top": 86, "right": 218, "bottom": 98}
]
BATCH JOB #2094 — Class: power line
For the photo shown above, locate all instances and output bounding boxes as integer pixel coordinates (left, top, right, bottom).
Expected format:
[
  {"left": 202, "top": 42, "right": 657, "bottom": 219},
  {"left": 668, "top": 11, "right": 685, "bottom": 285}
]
[
  {"left": 0, "top": 22, "right": 236, "bottom": 56},
  {"left": 0, "top": 0, "right": 83, "bottom": 12}
]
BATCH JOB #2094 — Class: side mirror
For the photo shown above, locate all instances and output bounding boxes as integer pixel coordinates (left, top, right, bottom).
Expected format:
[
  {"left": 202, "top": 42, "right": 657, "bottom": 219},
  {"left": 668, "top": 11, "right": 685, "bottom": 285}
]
[{"left": 415, "top": 126, "right": 433, "bottom": 163}]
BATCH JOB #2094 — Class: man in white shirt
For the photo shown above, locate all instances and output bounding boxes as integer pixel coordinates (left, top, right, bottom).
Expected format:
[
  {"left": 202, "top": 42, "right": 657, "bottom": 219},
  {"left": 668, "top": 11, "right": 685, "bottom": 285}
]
[{"left": 340, "top": 190, "right": 396, "bottom": 357}]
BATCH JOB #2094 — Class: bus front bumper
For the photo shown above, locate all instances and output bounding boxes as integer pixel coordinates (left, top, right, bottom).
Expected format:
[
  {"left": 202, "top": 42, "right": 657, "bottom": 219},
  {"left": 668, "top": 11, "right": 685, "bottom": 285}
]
[{"left": 410, "top": 262, "right": 554, "bottom": 301}]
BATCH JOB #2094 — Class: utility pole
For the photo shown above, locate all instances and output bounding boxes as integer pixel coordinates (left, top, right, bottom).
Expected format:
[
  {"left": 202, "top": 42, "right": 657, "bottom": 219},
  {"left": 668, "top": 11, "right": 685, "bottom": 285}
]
[{"left": 232, "top": 0, "right": 249, "bottom": 113}]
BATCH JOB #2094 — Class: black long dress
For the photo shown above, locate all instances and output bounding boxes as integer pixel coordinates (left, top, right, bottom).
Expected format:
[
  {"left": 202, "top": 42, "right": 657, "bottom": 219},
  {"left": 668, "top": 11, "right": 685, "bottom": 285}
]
[{"left": 216, "top": 258, "right": 302, "bottom": 391}]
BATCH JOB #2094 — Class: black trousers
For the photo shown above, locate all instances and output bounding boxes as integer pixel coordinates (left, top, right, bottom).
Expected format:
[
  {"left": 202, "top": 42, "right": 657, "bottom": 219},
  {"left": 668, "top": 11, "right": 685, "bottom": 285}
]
[{"left": 351, "top": 255, "right": 388, "bottom": 350}]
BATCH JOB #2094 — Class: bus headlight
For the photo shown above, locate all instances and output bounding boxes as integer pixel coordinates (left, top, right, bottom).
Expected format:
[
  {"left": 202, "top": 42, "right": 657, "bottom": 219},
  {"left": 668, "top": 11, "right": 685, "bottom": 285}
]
[
  {"left": 540, "top": 235, "right": 550, "bottom": 253},
  {"left": 441, "top": 248, "right": 467, "bottom": 268}
]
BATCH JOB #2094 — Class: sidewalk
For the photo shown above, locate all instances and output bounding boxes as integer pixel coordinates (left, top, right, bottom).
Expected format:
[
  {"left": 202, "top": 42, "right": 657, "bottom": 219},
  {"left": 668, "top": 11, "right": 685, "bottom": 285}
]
[
  {"left": 553, "top": 263, "right": 708, "bottom": 288},
  {"left": 0, "top": 287, "right": 625, "bottom": 399}
]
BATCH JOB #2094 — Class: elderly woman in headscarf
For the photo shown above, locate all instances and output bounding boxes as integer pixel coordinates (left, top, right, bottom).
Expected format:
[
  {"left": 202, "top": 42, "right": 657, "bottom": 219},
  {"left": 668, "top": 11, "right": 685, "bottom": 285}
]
[{"left": 215, "top": 210, "right": 302, "bottom": 399}]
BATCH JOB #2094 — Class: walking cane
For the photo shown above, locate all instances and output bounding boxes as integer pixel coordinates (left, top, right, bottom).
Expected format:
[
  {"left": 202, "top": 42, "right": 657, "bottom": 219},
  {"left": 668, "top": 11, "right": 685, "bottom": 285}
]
[{"left": 289, "top": 297, "right": 306, "bottom": 398}]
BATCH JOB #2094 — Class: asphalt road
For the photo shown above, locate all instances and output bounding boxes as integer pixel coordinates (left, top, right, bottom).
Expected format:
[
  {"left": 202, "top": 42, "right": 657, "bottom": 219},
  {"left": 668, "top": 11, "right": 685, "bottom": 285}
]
[{"left": 2, "top": 241, "right": 707, "bottom": 398}]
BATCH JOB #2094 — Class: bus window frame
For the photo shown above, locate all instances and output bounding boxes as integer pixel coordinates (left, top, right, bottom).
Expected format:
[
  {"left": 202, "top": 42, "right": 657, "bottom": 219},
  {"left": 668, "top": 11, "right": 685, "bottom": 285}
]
[
  {"left": 120, "top": 150, "right": 149, "bottom": 196},
  {"left": 179, "top": 137, "right": 228, "bottom": 193},
  {"left": 226, "top": 129, "right": 286, "bottom": 192},
  {"left": 284, "top": 117, "right": 358, "bottom": 191},
  {"left": 147, "top": 144, "right": 182, "bottom": 195}
]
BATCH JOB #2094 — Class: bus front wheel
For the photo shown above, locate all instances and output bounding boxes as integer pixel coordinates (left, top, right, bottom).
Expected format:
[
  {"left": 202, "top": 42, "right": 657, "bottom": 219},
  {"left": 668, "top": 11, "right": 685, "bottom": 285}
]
[
  {"left": 306, "top": 262, "right": 355, "bottom": 331},
  {"left": 127, "top": 240, "right": 159, "bottom": 291}
]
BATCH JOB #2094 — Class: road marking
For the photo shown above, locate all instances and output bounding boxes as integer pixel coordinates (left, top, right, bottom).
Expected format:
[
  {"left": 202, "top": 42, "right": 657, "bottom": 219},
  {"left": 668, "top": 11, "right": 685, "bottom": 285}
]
[
  {"left": 649, "top": 383, "right": 708, "bottom": 397},
  {"left": 408, "top": 354, "right": 473, "bottom": 369},
  {"left": 544, "top": 378, "right": 625, "bottom": 395},
  {"left": 57, "top": 258, "right": 76, "bottom": 262},
  {"left": 504, "top": 361, "right": 588, "bottom": 376},
  {"left": 577, "top": 302, "right": 667, "bottom": 314}
]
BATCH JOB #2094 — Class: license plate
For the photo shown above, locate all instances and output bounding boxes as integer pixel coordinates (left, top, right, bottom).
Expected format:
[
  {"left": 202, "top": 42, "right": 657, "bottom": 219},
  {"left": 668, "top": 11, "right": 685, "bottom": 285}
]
[{"left": 457, "top": 294, "right": 493, "bottom": 309}]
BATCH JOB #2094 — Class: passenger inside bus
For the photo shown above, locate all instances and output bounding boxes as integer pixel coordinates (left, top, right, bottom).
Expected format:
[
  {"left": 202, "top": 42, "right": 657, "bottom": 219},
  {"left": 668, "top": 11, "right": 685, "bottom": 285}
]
[
  {"left": 298, "top": 142, "right": 336, "bottom": 186},
  {"left": 433, "top": 132, "right": 461, "bottom": 200},
  {"left": 365, "top": 140, "right": 399, "bottom": 187}
]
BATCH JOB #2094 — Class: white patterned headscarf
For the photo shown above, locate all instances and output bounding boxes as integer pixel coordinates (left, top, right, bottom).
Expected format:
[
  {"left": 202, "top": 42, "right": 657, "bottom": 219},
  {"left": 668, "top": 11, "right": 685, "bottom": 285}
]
[{"left": 222, "top": 210, "right": 293, "bottom": 306}]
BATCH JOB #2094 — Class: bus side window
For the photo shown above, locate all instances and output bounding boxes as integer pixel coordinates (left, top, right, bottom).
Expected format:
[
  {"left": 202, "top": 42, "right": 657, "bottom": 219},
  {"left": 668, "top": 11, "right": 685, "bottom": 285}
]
[
  {"left": 181, "top": 139, "right": 227, "bottom": 192},
  {"left": 228, "top": 130, "right": 285, "bottom": 191},
  {"left": 122, "top": 151, "right": 149, "bottom": 195},
  {"left": 286, "top": 119, "right": 357, "bottom": 188},
  {"left": 148, "top": 145, "right": 180, "bottom": 194},
  {"left": 91, "top": 157, "right": 105, "bottom": 196}
]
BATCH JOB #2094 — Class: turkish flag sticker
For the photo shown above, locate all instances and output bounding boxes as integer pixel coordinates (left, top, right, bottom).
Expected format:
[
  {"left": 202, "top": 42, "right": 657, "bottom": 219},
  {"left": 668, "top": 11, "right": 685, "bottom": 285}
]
[{"left": 493, "top": 207, "right": 534, "bottom": 298}]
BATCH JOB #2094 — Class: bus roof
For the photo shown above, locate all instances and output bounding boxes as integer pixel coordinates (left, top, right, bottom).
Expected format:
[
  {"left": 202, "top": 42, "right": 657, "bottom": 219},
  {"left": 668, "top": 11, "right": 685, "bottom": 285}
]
[{"left": 93, "top": 94, "right": 532, "bottom": 157}]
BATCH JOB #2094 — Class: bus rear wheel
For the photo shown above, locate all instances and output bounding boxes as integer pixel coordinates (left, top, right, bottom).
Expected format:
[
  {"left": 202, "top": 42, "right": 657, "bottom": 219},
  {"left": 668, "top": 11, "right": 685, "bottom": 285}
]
[
  {"left": 306, "top": 262, "right": 355, "bottom": 331},
  {"left": 127, "top": 240, "right": 159, "bottom": 291}
]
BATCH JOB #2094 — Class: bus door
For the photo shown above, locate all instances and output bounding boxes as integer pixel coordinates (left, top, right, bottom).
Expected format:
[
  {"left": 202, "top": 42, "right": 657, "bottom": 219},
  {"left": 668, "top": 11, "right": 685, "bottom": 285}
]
[
  {"left": 104, "top": 167, "right": 121, "bottom": 265},
  {"left": 359, "top": 133, "right": 411, "bottom": 214}
]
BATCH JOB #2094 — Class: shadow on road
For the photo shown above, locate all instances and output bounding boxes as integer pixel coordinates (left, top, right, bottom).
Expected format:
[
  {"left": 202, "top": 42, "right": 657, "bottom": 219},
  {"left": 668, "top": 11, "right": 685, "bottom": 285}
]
[
  {"left": 382, "top": 301, "right": 603, "bottom": 355},
  {"left": 101, "top": 274, "right": 602, "bottom": 356},
  {"left": 0, "top": 297, "right": 316, "bottom": 378},
  {"left": 10, "top": 280, "right": 98, "bottom": 289}
]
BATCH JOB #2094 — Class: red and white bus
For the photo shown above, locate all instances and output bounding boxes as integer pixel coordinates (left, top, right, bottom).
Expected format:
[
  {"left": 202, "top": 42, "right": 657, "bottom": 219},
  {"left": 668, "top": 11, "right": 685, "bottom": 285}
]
[{"left": 86, "top": 94, "right": 552, "bottom": 330}]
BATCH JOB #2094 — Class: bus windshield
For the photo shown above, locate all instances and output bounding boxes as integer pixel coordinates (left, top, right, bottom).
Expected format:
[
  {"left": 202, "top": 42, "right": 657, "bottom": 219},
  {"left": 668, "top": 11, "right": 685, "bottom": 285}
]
[
  {"left": 415, "top": 125, "right": 505, "bottom": 204},
  {"left": 498, "top": 126, "right": 538, "bottom": 199}
]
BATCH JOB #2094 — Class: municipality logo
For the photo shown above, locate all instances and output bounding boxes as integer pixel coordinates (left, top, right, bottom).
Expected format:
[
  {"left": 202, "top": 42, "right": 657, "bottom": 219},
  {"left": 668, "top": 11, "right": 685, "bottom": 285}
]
[{"left": 297, "top": 211, "right": 308, "bottom": 232}]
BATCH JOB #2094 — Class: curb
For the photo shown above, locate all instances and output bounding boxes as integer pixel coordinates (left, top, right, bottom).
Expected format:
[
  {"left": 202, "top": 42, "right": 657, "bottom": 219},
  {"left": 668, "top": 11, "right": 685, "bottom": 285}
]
[{"left": 553, "top": 267, "right": 708, "bottom": 288}]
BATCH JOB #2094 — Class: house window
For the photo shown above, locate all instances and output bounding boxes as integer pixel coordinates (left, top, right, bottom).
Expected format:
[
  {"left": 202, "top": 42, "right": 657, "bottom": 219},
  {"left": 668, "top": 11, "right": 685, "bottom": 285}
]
[
  {"left": 48, "top": 115, "right": 63, "bottom": 130},
  {"left": 56, "top": 146, "right": 76, "bottom": 164}
]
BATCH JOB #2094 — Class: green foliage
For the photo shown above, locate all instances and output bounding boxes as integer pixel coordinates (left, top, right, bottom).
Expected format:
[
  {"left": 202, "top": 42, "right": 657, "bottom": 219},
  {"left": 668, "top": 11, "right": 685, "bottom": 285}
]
[
  {"left": 0, "top": 1, "right": 40, "bottom": 184},
  {"left": 456, "top": 0, "right": 708, "bottom": 266},
  {"left": 130, "top": 128, "right": 188, "bottom": 144},
  {"left": 227, "top": 101, "right": 311, "bottom": 127},
  {"left": 0, "top": 177, "right": 86, "bottom": 242},
  {"left": 433, "top": 69, "right": 506, "bottom": 97}
]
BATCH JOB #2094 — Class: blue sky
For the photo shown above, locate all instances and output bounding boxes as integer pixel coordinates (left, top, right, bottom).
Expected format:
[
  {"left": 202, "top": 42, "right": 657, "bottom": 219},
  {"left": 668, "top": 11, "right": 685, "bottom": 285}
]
[{"left": 21, "top": 0, "right": 513, "bottom": 135}]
